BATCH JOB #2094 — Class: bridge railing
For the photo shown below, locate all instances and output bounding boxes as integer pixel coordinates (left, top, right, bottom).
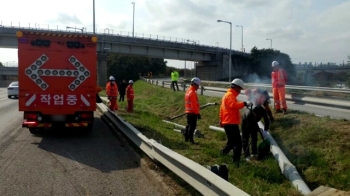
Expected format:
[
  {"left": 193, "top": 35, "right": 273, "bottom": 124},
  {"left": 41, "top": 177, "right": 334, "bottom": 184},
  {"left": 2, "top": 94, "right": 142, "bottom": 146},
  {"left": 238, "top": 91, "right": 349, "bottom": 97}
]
[{"left": 0, "top": 21, "right": 249, "bottom": 56}]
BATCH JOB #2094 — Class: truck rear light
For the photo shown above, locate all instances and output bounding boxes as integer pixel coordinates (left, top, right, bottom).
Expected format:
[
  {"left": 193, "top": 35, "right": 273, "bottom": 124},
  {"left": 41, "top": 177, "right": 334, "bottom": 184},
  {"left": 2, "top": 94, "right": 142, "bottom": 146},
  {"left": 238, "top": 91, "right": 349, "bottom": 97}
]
[
  {"left": 81, "top": 113, "right": 93, "bottom": 119},
  {"left": 23, "top": 121, "right": 37, "bottom": 125},
  {"left": 24, "top": 113, "right": 37, "bottom": 120}
]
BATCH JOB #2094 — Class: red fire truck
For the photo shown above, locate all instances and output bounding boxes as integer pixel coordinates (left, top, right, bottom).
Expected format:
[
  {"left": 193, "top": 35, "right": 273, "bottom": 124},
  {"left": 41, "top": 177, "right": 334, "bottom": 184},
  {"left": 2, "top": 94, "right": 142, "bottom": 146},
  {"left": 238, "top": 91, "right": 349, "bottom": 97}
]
[{"left": 17, "top": 30, "right": 98, "bottom": 134}]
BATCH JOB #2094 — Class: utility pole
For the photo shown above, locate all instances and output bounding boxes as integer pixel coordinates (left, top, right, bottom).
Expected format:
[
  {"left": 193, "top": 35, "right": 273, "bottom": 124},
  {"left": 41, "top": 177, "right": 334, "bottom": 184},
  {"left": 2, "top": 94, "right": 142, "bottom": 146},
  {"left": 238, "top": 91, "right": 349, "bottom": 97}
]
[
  {"left": 93, "top": 0, "right": 95, "bottom": 34},
  {"left": 132, "top": 2, "right": 135, "bottom": 37}
]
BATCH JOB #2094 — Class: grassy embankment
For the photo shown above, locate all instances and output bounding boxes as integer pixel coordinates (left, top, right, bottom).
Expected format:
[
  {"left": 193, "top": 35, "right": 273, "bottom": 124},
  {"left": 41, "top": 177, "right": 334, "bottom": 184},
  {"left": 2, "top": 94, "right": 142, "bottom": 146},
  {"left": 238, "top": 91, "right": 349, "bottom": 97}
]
[{"left": 99, "top": 81, "right": 350, "bottom": 196}]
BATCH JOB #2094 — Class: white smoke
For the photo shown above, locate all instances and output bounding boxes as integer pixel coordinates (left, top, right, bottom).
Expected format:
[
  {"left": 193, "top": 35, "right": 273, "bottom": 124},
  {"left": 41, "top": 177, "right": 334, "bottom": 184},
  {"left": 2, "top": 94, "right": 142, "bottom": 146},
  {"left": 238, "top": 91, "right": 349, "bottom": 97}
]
[{"left": 245, "top": 73, "right": 271, "bottom": 84}]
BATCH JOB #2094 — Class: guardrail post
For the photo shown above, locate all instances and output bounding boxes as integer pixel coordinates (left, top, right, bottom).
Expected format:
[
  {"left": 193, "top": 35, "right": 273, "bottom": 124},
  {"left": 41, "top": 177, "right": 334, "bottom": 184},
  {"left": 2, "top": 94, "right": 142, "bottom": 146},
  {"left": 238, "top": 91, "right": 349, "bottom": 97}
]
[
  {"left": 201, "top": 86, "right": 205, "bottom": 95},
  {"left": 162, "top": 81, "right": 165, "bottom": 87},
  {"left": 156, "top": 81, "right": 158, "bottom": 86},
  {"left": 183, "top": 83, "right": 186, "bottom": 91},
  {"left": 151, "top": 80, "right": 154, "bottom": 85}
]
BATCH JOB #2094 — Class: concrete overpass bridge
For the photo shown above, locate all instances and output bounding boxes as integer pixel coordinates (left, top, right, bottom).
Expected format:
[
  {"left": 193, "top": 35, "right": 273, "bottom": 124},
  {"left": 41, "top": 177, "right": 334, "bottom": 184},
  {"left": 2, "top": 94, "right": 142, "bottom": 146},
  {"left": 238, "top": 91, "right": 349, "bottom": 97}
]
[
  {"left": 294, "top": 64, "right": 350, "bottom": 85},
  {"left": 0, "top": 66, "right": 18, "bottom": 86},
  {"left": 0, "top": 25, "right": 251, "bottom": 85}
]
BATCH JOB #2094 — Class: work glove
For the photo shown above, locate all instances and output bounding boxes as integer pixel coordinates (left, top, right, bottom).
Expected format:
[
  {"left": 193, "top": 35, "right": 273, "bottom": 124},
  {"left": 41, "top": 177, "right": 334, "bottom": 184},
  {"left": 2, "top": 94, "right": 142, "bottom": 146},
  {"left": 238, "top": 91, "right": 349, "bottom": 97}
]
[
  {"left": 244, "top": 101, "right": 253, "bottom": 107},
  {"left": 197, "top": 113, "right": 201, "bottom": 120}
]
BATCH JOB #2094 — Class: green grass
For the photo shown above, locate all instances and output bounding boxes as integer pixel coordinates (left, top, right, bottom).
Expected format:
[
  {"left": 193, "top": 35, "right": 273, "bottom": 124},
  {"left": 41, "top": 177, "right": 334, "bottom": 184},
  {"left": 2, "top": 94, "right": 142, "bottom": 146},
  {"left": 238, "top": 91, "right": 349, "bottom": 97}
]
[{"left": 110, "top": 81, "right": 350, "bottom": 195}]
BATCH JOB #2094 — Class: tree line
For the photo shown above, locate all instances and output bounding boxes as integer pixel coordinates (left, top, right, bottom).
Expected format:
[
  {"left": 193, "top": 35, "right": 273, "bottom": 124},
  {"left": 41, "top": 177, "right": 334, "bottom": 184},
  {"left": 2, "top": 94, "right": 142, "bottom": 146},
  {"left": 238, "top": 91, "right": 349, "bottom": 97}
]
[{"left": 105, "top": 51, "right": 349, "bottom": 87}]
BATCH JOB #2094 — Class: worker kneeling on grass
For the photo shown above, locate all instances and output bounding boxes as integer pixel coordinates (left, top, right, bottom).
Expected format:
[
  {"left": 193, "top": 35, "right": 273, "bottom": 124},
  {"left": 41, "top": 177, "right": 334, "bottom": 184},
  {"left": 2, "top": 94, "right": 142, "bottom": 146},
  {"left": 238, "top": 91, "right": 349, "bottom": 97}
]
[{"left": 241, "top": 105, "right": 270, "bottom": 162}]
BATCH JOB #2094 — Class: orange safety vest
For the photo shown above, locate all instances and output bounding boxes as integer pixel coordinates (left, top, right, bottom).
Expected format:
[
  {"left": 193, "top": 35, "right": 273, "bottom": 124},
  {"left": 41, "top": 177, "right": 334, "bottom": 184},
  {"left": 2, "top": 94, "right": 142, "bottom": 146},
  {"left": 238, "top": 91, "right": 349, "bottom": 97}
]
[
  {"left": 271, "top": 68, "right": 288, "bottom": 88},
  {"left": 220, "top": 88, "right": 245, "bottom": 125},
  {"left": 185, "top": 86, "right": 199, "bottom": 114},
  {"left": 106, "top": 81, "right": 118, "bottom": 97},
  {"left": 126, "top": 85, "right": 134, "bottom": 100}
]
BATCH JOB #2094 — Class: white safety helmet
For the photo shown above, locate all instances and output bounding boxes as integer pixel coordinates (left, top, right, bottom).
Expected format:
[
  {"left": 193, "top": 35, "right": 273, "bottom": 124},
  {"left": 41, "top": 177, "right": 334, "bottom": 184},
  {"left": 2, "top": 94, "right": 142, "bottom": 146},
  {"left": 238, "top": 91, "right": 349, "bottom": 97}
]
[
  {"left": 272, "top": 61, "right": 279, "bottom": 67},
  {"left": 109, "top": 76, "right": 115, "bottom": 81},
  {"left": 191, "top": 77, "right": 201, "bottom": 85},
  {"left": 231, "top": 78, "right": 244, "bottom": 89},
  {"left": 129, "top": 80, "right": 134, "bottom": 84}
]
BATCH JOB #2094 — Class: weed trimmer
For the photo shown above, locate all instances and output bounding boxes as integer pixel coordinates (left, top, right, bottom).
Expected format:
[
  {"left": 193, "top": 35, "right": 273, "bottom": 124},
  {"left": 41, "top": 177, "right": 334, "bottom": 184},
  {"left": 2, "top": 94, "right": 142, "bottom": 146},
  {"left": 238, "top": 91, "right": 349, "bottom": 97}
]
[{"left": 167, "top": 102, "right": 218, "bottom": 121}]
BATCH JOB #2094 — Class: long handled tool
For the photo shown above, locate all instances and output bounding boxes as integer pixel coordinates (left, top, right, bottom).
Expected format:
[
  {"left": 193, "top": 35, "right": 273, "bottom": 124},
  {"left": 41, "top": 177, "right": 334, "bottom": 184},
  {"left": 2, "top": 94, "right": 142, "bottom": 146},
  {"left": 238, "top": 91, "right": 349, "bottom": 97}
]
[{"left": 168, "top": 102, "right": 218, "bottom": 120}]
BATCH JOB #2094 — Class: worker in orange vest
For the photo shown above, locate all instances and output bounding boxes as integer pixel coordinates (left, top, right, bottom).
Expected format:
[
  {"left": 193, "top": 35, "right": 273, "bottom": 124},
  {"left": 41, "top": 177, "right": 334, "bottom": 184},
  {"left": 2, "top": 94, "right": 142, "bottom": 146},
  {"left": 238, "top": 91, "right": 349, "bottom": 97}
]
[
  {"left": 183, "top": 77, "right": 201, "bottom": 144},
  {"left": 126, "top": 80, "right": 135, "bottom": 113},
  {"left": 271, "top": 61, "right": 288, "bottom": 114},
  {"left": 106, "top": 76, "right": 119, "bottom": 111},
  {"left": 220, "top": 78, "right": 253, "bottom": 167}
]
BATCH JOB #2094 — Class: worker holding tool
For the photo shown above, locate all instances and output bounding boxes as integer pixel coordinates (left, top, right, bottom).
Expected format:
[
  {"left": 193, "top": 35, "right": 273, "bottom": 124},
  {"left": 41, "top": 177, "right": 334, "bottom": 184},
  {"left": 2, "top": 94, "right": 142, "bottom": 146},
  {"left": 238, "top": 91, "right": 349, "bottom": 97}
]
[
  {"left": 183, "top": 77, "right": 201, "bottom": 144},
  {"left": 271, "top": 61, "right": 288, "bottom": 114},
  {"left": 245, "top": 88, "right": 274, "bottom": 121},
  {"left": 220, "top": 78, "right": 253, "bottom": 167},
  {"left": 126, "top": 80, "right": 135, "bottom": 113},
  {"left": 241, "top": 105, "right": 270, "bottom": 162},
  {"left": 106, "top": 76, "right": 119, "bottom": 111}
]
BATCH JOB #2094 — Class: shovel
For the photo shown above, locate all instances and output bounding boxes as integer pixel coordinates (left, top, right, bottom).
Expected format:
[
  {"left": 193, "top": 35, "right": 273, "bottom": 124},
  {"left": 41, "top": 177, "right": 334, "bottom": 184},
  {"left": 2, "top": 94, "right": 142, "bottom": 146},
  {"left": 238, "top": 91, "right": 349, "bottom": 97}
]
[{"left": 167, "top": 102, "right": 218, "bottom": 120}]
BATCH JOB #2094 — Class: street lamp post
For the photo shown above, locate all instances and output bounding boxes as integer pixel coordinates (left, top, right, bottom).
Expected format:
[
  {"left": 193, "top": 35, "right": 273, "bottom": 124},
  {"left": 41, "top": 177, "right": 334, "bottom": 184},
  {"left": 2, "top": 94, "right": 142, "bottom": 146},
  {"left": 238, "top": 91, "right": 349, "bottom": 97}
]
[
  {"left": 266, "top": 38, "right": 272, "bottom": 49},
  {"left": 132, "top": 2, "right": 135, "bottom": 37},
  {"left": 217, "top": 19, "right": 232, "bottom": 82},
  {"left": 93, "top": 0, "right": 95, "bottom": 34},
  {"left": 236, "top": 25, "right": 243, "bottom": 52}
]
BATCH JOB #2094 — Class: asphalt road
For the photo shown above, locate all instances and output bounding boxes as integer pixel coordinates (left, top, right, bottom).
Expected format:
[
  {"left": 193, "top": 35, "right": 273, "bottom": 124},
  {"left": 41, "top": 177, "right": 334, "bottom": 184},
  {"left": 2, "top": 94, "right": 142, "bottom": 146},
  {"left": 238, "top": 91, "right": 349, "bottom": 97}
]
[
  {"left": 150, "top": 78, "right": 350, "bottom": 120},
  {"left": 0, "top": 88, "right": 165, "bottom": 196}
]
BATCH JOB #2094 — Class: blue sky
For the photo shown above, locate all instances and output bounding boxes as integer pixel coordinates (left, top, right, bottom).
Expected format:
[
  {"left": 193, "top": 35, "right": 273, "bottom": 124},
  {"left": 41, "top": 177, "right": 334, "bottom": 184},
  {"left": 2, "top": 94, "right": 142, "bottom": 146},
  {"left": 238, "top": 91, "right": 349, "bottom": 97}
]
[{"left": 1, "top": 0, "right": 349, "bottom": 67}]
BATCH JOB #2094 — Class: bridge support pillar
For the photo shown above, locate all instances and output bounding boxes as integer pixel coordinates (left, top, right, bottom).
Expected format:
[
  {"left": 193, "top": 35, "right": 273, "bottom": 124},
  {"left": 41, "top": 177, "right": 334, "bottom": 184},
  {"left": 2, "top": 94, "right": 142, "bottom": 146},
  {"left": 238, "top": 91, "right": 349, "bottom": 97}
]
[{"left": 97, "top": 52, "right": 108, "bottom": 87}]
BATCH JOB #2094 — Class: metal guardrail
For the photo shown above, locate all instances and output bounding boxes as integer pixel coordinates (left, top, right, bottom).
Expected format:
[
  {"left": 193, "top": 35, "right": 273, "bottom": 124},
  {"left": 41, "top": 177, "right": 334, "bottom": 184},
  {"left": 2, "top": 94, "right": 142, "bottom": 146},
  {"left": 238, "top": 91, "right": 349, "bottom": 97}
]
[
  {"left": 201, "top": 80, "right": 350, "bottom": 94},
  {"left": 97, "top": 102, "right": 249, "bottom": 196},
  {"left": 142, "top": 78, "right": 350, "bottom": 110}
]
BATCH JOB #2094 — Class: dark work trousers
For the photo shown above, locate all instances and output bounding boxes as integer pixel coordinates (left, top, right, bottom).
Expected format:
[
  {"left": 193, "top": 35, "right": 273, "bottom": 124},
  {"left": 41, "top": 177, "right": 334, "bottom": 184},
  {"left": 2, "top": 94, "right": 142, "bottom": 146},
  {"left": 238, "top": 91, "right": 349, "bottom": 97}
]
[
  {"left": 119, "top": 93, "right": 125, "bottom": 102},
  {"left": 185, "top": 113, "right": 197, "bottom": 142},
  {"left": 222, "top": 124, "right": 242, "bottom": 163},
  {"left": 263, "top": 101, "right": 274, "bottom": 121},
  {"left": 242, "top": 126, "right": 258, "bottom": 158},
  {"left": 171, "top": 81, "right": 179, "bottom": 91}
]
